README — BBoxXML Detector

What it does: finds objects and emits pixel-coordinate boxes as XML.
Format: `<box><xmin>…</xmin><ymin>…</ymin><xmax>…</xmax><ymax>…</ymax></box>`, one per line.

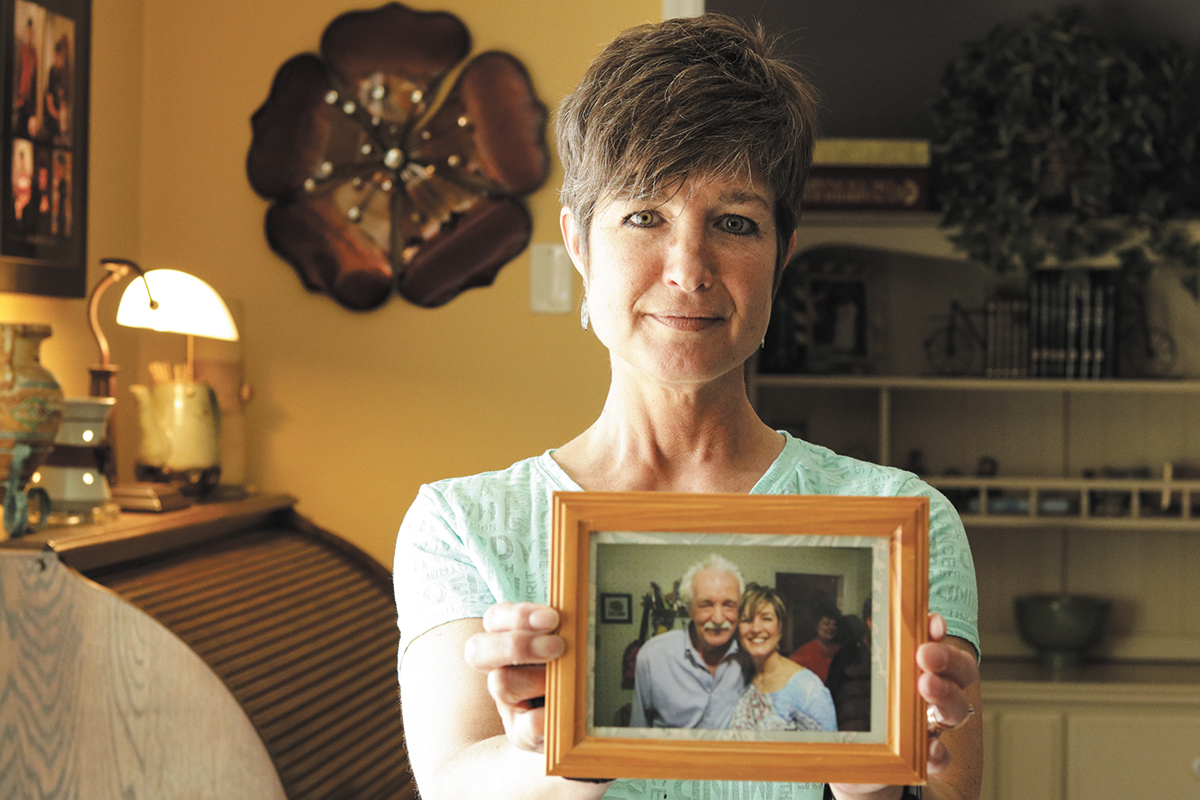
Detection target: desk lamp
<box><xmin>89</xmin><ymin>258</ymin><xmax>240</xmax><ymax>393</ymax></box>
<box><xmin>83</xmin><ymin>258</ymin><xmax>239</xmax><ymax>509</ymax></box>
<box><xmin>115</xmin><ymin>266</ymin><xmax>239</xmax><ymax>379</ymax></box>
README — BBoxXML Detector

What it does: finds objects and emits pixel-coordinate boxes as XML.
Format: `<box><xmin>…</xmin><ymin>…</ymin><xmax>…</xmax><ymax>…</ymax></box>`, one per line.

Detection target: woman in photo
<box><xmin>730</xmin><ymin>583</ymin><xmax>837</xmax><ymax>732</ymax></box>
<box><xmin>395</xmin><ymin>13</ymin><xmax>981</xmax><ymax>800</ymax></box>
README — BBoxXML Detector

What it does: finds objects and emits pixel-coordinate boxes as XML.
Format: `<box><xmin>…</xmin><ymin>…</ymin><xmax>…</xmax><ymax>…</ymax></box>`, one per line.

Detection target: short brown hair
<box><xmin>556</xmin><ymin>13</ymin><xmax>819</xmax><ymax>283</ymax></box>
<box><xmin>738</xmin><ymin>582</ymin><xmax>789</xmax><ymax>632</ymax></box>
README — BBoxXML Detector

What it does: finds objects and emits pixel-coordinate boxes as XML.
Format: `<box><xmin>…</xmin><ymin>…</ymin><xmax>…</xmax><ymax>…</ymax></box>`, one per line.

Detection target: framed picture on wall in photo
<box><xmin>546</xmin><ymin>491</ymin><xmax>930</xmax><ymax>786</ymax></box>
<box><xmin>1</xmin><ymin>0</ymin><xmax>89</xmax><ymax>297</ymax></box>
<box><xmin>599</xmin><ymin>592</ymin><xmax>633</xmax><ymax>624</ymax></box>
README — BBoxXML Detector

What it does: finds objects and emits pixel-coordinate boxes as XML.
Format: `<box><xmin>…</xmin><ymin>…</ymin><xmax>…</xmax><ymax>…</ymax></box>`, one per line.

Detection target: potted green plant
<box><xmin>931</xmin><ymin>7</ymin><xmax>1200</xmax><ymax>295</ymax></box>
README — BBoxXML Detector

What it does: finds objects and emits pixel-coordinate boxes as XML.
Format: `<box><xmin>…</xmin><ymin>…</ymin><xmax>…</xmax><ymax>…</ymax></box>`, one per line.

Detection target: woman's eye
<box><xmin>625</xmin><ymin>210</ymin><xmax>657</xmax><ymax>227</ymax></box>
<box><xmin>719</xmin><ymin>215</ymin><xmax>758</xmax><ymax>235</ymax></box>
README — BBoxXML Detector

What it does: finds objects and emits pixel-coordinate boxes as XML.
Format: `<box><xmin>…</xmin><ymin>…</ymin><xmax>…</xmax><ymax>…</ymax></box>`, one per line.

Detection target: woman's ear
<box><xmin>560</xmin><ymin>206</ymin><xmax>587</xmax><ymax>280</ymax></box>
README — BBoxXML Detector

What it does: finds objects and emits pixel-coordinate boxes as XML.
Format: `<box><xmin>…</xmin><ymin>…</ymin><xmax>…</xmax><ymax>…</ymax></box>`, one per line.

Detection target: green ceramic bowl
<box><xmin>1014</xmin><ymin>593</ymin><xmax>1111</xmax><ymax>671</ymax></box>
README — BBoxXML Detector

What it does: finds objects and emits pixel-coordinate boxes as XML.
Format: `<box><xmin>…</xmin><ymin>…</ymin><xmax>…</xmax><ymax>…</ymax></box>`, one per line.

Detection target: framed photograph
<box><xmin>0</xmin><ymin>0</ymin><xmax>89</xmax><ymax>297</ymax></box>
<box><xmin>546</xmin><ymin>491</ymin><xmax>929</xmax><ymax>786</ymax></box>
<box><xmin>599</xmin><ymin>592</ymin><xmax>633</xmax><ymax>624</ymax></box>
<box><xmin>760</xmin><ymin>246</ymin><xmax>882</xmax><ymax>376</ymax></box>
<box><xmin>804</xmin><ymin>254</ymin><xmax>875</xmax><ymax>374</ymax></box>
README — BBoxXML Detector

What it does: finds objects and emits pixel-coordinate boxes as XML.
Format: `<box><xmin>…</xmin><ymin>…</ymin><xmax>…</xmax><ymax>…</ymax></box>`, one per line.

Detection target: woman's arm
<box><xmin>400</xmin><ymin>611</ymin><xmax>611</xmax><ymax>800</ymax></box>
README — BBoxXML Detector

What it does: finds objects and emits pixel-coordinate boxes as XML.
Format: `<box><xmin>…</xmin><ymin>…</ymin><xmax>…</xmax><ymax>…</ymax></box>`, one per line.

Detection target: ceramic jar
<box><xmin>0</xmin><ymin>323</ymin><xmax>65</xmax><ymax>486</ymax></box>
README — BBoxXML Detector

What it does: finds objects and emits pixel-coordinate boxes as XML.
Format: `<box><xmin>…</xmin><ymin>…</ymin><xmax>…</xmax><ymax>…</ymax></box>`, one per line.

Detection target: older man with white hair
<box><xmin>630</xmin><ymin>554</ymin><xmax>746</xmax><ymax>729</ymax></box>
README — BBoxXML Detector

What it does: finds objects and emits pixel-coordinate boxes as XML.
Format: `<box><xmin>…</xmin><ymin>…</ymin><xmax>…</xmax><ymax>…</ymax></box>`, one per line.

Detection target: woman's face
<box><xmin>561</xmin><ymin>173</ymin><xmax>792</xmax><ymax>390</ymax></box>
<box><xmin>817</xmin><ymin>616</ymin><xmax>838</xmax><ymax>644</ymax></box>
<box><xmin>739</xmin><ymin>599</ymin><xmax>783</xmax><ymax>658</ymax></box>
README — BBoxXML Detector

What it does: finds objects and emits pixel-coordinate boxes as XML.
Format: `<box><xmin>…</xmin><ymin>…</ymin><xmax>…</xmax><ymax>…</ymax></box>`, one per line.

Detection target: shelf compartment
<box><xmin>928</xmin><ymin>476</ymin><xmax>1200</xmax><ymax>529</ymax></box>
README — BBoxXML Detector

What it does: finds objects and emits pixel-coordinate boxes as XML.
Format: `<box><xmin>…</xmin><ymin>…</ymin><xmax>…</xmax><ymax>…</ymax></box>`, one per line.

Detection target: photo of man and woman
<box><xmin>592</xmin><ymin>540</ymin><xmax>881</xmax><ymax>740</ymax></box>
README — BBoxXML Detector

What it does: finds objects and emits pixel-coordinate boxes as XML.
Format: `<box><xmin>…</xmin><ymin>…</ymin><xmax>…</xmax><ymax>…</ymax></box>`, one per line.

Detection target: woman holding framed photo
<box><xmin>395</xmin><ymin>13</ymin><xmax>981</xmax><ymax>800</ymax></box>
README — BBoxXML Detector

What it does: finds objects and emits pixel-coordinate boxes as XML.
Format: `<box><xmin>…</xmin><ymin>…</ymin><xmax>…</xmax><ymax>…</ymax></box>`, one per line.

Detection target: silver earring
<box><xmin>581</xmin><ymin>295</ymin><xmax>589</xmax><ymax>330</ymax></box>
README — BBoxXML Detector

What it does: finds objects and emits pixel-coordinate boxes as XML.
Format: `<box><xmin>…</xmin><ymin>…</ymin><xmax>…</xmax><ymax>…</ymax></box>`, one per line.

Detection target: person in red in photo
<box><xmin>789</xmin><ymin>602</ymin><xmax>841</xmax><ymax>682</ymax></box>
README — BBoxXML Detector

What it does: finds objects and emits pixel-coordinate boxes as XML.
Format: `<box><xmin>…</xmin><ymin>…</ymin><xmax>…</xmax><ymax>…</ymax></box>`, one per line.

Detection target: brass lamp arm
<box><xmin>88</xmin><ymin>258</ymin><xmax>155</xmax><ymax>368</ymax></box>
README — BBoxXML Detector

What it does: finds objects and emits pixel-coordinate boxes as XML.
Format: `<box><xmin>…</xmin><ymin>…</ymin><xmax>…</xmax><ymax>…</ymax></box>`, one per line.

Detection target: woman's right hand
<box><xmin>463</xmin><ymin>602</ymin><xmax>566</xmax><ymax>753</ymax></box>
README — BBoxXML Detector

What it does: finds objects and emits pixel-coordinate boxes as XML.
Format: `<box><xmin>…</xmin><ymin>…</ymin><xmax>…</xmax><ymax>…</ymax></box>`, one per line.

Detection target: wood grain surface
<box><xmin>0</xmin><ymin>550</ymin><xmax>286</xmax><ymax>799</ymax></box>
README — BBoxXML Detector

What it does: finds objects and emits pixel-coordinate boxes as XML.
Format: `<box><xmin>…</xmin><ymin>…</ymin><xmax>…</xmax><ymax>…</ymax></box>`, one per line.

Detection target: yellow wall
<box><xmin>129</xmin><ymin>0</ymin><xmax>657</xmax><ymax>566</ymax></box>
<box><xmin>4</xmin><ymin>0</ymin><xmax>661</xmax><ymax>565</ymax></box>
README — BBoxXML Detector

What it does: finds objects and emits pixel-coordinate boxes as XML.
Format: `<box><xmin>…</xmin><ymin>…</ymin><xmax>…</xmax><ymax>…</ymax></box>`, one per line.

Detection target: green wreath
<box><xmin>931</xmin><ymin>8</ymin><xmax>1200</xmax><ymax>295</ymax></box>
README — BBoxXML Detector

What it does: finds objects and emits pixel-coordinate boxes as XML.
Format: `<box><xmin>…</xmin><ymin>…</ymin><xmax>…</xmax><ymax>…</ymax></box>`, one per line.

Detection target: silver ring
<box><xmin>927</xmin><ymin>704</ymin><xmax>975</xmax><ymax>737</ymax></box>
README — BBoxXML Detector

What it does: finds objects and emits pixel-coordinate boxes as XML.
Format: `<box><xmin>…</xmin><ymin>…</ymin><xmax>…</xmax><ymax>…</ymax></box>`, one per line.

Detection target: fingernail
<box><xmin>529</xmin><ymin>607</ymin><xmax>559</xmax><ymax>630</ymax></box>
<box><xmin>532</xmin><ymin>635</ymin><xmax>565</xmax><ymax>659</ymax></box>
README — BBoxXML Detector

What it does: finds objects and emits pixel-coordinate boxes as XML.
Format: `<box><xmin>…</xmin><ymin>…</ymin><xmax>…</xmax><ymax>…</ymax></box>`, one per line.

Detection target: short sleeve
<box><xmin>904</xmin><ymin>478</ymin><xmax>980</xmax><ymax>658</ymax></box>
<box><xmin>393</xmin><ymin>483</ymin><xmax>496</xmax><ymax>665</ymax></box>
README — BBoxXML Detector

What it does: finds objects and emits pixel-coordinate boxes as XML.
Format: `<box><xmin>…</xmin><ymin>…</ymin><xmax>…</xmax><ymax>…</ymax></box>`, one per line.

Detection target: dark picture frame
<box><xmin>761</xmin><ymin>246</ymin><xmax>881</xmax><ymax>376</ymax></box>
<box><xmin>599</xmin><ymin>592</ymin><xmax>633</xmax><ymax>624</ymax></box>
<box><xmin>546</xmin><ymin>491</ymin><xmax>930</xmax><ymax>786</ymax></box>
<box><xmin>1</xmin><ymin>0</ymin><xmax>88</xmax><ymax>297</ymax></box>
<box><xmin>804</xmin><ymin>259</ymin><xmax>873</xmax><ymax>374</ymax></box>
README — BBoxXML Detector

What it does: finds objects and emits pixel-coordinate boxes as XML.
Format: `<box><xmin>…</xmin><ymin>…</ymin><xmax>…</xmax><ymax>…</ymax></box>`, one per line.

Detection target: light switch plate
<box><xmin>530</xmin><ymin>243</ymin><xmax>575</xmax><ymax>314</ymax></box>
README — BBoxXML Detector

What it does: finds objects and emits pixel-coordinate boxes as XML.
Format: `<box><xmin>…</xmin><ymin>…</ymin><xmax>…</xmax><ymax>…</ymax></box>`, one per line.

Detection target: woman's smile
<box><xmin>740</xmin><ymin>601</ymin><xmax>782</xmax><ymax>657</ymax></box>
<box><xmin>648</xmin><ymin>311</ymin><xmax>725</xmax><ymax>332</ymax></box>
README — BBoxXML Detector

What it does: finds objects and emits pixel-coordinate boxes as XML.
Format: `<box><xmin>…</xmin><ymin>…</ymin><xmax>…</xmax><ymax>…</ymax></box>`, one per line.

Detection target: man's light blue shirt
<box><xmin>630</xmin><ymin>627</ymin><xmax>746</xmax><ymax>729</ymax></box>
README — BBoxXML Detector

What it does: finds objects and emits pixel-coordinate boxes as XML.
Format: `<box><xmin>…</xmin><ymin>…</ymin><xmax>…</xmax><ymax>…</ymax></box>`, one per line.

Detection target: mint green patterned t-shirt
<box><xmin>394</xmin><ymin>432</ymin><xmax>979</xmax><ymax>800</ymax></box>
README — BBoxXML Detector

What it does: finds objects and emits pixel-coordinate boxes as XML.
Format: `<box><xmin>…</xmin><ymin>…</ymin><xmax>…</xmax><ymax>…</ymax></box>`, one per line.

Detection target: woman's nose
<box><xmin>662</xmin><ymin>232</ymin><xmax>714</xmax><ymax>292</ymax></box>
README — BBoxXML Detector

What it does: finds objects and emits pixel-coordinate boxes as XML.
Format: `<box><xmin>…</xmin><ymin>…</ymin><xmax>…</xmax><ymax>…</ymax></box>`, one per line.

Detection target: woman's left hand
<box><xmin>918</xmin><ymin>614</ymin><xmax>979</xmax><ymax>773</ymax></box>
<box><xmin>829</xmin><ymin>614</ymin><xmax>981</xmax><ymax>800</ymax></box>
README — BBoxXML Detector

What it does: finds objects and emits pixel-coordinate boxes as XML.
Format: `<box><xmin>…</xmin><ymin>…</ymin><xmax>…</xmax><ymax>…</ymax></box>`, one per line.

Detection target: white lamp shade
<box><xmin>115</xmin><ymin>269</ymin><xmax>239</xmax><ymax>341</ymax></box>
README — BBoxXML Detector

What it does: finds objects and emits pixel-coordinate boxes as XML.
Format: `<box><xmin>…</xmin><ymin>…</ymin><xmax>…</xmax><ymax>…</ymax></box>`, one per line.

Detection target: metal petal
<box><xmin>411</xmin><ymin>51</ymin><xmax>549</xmax><ymax>195</ymax></box>
<box><xmin>247</xmin><ymin>54</ymin><xmax>371</xmax><ymax>199</ymax></box>
<box><xmin>265</xmin><ymin>197</ymin><xmax>394</xmax><ymax>311</ymax></box>
<box><xmin>398</xmin><ymin>196</ymin><xmax>531</xmax><ymax>308</ymax></box>
<box><xmin>321</xmin><ymin>3</ymin><xmax>470</xmax><ymax>107</ymax></box>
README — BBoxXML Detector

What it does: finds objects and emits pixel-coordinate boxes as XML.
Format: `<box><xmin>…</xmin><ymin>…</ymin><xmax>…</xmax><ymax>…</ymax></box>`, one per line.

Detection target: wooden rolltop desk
<box><xmin>0</xmin><ymin>493</ymin><xmax>417</xmax><ymax>800</ymax></box>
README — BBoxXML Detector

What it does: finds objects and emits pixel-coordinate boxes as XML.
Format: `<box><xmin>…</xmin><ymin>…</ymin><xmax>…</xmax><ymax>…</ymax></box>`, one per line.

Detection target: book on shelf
<box><xmin>1013</xmin><ymin>269</ymin><xmax>1118</xmax><ymax>381</ymax></box>
<box><xmin>983</xmin><ymin>294</ymin><xmax>1030</xmax><ymax>378</ymax></box>
<box><xmin>984</xmin><ymin>298</ymin><xmax>998</xmax><ymax>377</ymax></box>
<box><xmin>1077</xmin><ymin>279</ymin><xmax>1092</xmax><ymax>379</ymax></box>
<box><xmin>802</xmin><ymin>138</ymin><xmax>930</xmax><ymax>211</ymax></box>
<box><xmin>1013</xmin><ymin>296</ymin><xmax>1029</xmax><ymax>378</ymax></box>
<box><xmin>1065</xmin><ymin>280</ymin><xmax>1079</xmax><ymax>379</ymax></box>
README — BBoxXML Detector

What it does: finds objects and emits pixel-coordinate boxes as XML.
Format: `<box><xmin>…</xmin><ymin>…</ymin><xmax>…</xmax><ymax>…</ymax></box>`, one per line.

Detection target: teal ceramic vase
<box><xmin>0</xmin><ymin>323</ymin><xmax>64</xmax><ymax>535</ymax></box>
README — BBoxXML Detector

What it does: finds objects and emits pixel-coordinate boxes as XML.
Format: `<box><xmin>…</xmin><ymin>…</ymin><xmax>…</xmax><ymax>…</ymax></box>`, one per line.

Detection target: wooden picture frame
<box><xmin>1</xmin><ymin>0</ymin><xmax>89</xmax><ymax>297</ymax></box>
<box><xmin>547</xmin><ymin>491</ymin><xmax>929</xmax><ymax>786</ymax></box>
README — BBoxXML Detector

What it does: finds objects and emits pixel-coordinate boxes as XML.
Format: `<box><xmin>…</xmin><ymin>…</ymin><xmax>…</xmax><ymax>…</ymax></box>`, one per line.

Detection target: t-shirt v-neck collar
<box><xmin>537</xmin><ymin>431</ymin><xmax>800</xmax><ymax>495</ymax></box>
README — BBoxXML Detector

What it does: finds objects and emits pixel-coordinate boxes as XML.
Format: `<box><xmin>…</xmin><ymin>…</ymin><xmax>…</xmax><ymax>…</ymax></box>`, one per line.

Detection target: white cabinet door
<box><xmin>1067</xmin><ymin>712</ymin><xmax>1200</xmax><ymax>799</ymax></box>
<box><xmin>992</xmin><ymin>710</ymin><xmax>1065</xmax><ymax>800</ymax></box>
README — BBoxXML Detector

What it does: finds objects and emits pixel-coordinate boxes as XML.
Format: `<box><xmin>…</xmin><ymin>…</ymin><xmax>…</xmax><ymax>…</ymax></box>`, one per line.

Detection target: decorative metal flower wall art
<box><xmin>246</xmin><ymin>3</ymin><xmax>550</xmax><ymax>311</ymax></box>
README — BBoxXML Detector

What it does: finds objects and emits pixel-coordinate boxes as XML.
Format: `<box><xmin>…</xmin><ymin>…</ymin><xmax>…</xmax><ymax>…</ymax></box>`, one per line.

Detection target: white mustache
<box><xmin>702</xmin><ymin>621</ymin><xmax>733</xmax><ymax>633</ymax></box>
